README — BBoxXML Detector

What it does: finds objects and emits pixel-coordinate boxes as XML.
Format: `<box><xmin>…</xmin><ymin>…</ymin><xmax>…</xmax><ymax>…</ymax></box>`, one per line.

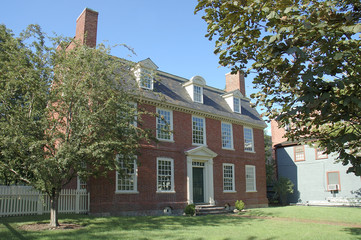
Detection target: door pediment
<box><xmin>185</xmin><ymin>146</ymin><xmax>217</xmax><ymax>159</ymax></box>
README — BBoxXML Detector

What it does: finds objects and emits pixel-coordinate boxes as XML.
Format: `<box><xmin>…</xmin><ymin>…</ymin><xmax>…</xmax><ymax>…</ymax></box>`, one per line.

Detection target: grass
<box><xmin>0</xmin><ymin>206</ymin><xmax>360</xmax><ymax>240</ymax></box>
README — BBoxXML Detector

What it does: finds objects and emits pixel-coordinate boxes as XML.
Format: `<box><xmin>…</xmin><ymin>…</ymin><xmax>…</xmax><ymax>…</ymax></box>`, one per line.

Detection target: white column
<box><xmin>186</xmin><ymin>157</ymin><xmax>193</xmax><ymax>204</ymax></box>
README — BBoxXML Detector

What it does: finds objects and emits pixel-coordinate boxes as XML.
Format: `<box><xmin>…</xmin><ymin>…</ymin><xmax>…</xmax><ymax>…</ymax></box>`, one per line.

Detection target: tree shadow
<box><xmin>343</xmin><ymin>227</ymin><xmax>361</xmax><ymax>239</ymax></box>
<box><xmin>2</xmin><ymin>222</ymin><xmax>26</xmax><ymax>240</ymax></box>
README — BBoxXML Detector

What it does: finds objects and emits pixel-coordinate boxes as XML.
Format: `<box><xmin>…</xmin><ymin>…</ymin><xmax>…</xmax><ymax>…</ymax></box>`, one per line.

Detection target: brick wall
<box><xmin>89</xmin><ymin>103</ymin><xmax>268</xmax><ymax>215</ymax></box>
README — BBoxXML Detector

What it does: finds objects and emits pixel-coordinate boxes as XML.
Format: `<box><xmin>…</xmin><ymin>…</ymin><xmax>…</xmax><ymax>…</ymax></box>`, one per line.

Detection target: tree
<box><xmin>195</xmin><ymin>0</ymin><xmax>361</xmax><ymax>175</ymax></box>
<box><xmin>0</xmin><ymin>24</ymin><xmax>152</xmax><ymax>227</ymax></box>
<box><xmin>264</xmin><ymin>132</ymin><xmax>276</xmax><ymax>185</ymax></box>
<box><xmin>272</xmin><ymin>177</ymin><xmax>294</xmax><ymax>205</ymax></box>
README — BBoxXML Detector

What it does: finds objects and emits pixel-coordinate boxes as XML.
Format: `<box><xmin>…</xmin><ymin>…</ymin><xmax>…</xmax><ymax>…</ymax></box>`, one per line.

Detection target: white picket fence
<box><xmin>0</xmin><ymin>186</ymin><xmax>89</xmax><ymax>217</ymax></box>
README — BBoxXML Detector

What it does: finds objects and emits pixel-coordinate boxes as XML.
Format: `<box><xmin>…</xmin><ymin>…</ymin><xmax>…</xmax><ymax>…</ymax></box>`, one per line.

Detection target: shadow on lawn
<box><xmin>343</xmin><ymin>227</ymin><xmax>361</xmax><ymax>240</ymax></box>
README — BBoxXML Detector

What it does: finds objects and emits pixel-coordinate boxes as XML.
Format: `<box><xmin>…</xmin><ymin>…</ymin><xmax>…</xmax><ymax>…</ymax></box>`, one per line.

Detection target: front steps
<box><xmin>195</xmin><ymin>204</ymin><xmax>233</xmax><ymax>215</ymax></box>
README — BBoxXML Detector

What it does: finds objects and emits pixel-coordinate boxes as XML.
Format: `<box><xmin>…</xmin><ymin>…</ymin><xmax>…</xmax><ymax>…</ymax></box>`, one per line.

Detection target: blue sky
<box><xmin>1</xmin><ymin>0</ymin><xmax>269</xmax><ymax>133</ymax></box>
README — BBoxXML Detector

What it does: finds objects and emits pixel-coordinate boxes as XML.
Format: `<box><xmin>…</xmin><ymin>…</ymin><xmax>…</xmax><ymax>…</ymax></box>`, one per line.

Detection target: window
<box><xmin>327</xmin><ymin>171</ymin><xmax>341</xmax><ymax>191</ymax></box>
<box><xmin>244</xmin><ymin>127</ymin><xmax>254</xmax><ymax>152</ymax></box>
<box><xmin>137</xmin><ymin>68</ymin><xmax>153</xmax><ymax>90</ymax></box>
<box><xmin>294</xmin><ymin>145</ymin><xmax>305</xmax><ymax>161</ymax></box>
<box><xmin>116</xmin><ymin>157</ymin><xmax>137</xmax><ymax>193</ymax></box>
<box><xmin>157</xmin><ymin>158</ymin><xmax>174</xmax><ymax>192</ymax></box>
<box><xmin>156</xmin><ymin>108</ymin><xmax>173</xmax><ymax>141</ymax></box>
<box><xmin>223</xmin><ymin>164</ymin><xmax>235</xmax><ymax>192</ymax></box>
<box><xmin>233</xmin><ymin>97</ymin><xmax>241</xmax><ymax>113</ymax></box>
<box><xmin>221</xmin><ymin>122</ymin><xmax>233</xmax><ymax>149</ymax></box>
<box><xmin>193</xmin><ymin>85</ymin><xmax>203</xmax><ymax>103</ymax></box>
<box><xmin>316</xmin><ymin>148</ymin><xmax>328</xmax><ymax>159</ymax></box>
<box><xmin>77</xmin><ymin>177</ymin><xmax>87</xmax><ymax>190</ymax></box>
<box><xmin>192</xmin><ymin>116</ymin><xmax>206</xmax><ymax>145</ymax></box>
<box><xmin>245</xmin><ymin>165</ymin><xmax>256</xmax><ymax>192</ymax></box>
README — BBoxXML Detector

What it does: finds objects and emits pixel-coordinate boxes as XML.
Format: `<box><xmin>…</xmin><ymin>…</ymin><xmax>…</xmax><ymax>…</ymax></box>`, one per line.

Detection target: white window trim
<box><xmin>192</xmin><ymin>115</ymin><xmax>207</xmax><ymax>146</ymax></box>
<box><xmin>244</xmin><ymin>127</ymin><xmax>255</xmax><ymax>153</ymax></box>
<box><xmin>77</xmin><ymin>176</ymin><xmax>87</xmax><ymax>191</ymax></box>
<box><xmin>129</xmin><ymin>101</ymin><xmax>137</xmax><ymax>127</ymax></box>
<box><xmin>245</xmin><ymin>165</ymin><xmax>257</xmax><ymax>192</ymax></box>
<box><xmin>223</xmin><ymin>163</ymin><xmax>236</xmax><ymax>193</ymax></box>
<box><xmin>115</xmin><ymin>158</ymin><xmax>138</xmax><ymax>194</ymax></box>
<box><xmin>221</xmin><ymin>122</ymin><xmax>234</xmax><ymax>150</ymax></box>
<box><xmin>156</xmin><ymin>108</ymin><xmax>174</xmax><ymax>142</ymax></box>
<box><xmin>156</xmin><ymin>157</ymin><xmax>175</xmax><ymax>193</ymax></box>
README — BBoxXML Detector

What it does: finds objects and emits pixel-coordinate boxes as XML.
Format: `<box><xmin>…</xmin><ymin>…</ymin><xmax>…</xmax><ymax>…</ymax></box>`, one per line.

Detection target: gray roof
<box><xmin>139</xmin><ymin>70</ymin><xmax>266</xmax><ymax>129</ymax></box>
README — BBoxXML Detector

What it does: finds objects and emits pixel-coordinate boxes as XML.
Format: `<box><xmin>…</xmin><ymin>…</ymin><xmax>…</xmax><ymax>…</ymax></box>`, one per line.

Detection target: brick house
<box><xmin>271</xmin><ymin>120</ymin><xmax>361</xmax><ymax>205</ymax></box>
<box><xmin>70</xmin><ymin>8</ymin><xmax>268</xmax><ymax>215</ymax></box>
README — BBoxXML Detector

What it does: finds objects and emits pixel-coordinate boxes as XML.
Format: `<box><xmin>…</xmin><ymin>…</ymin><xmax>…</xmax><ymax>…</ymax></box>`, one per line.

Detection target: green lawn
<box><xmin>0</xmin><ymin>206</ymin><xmax>360</xmax><ymax>240</ymax></box>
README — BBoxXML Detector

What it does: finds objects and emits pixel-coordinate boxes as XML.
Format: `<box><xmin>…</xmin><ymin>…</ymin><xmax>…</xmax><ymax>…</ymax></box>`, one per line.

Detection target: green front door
<box><xmin>193</xmin><ymin>167</ymin><xmax>204</xmax><ymax>203</ymax></box>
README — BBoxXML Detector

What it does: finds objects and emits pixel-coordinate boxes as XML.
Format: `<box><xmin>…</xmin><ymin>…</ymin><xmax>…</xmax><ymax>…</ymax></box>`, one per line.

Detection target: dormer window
<box><xmin>135</xmin><ymin>58</ymin><xmax>158</xmax><ymax>90</ymax></box>
<box><xmin>222</xmin><ymin>90</ymin><xmax>243</xmax><ymax>114</ymax></box>
<box><xmin>193</xmin><ymin>85</ymin><xmax>203</xmax><ymax>103</ymax></box>
<box><xmin>183</xmin><ymin>76</ymin><xmax>206</xmax><ymax>104</ymax></box>
<box><xmin>233</xmin><ymin>97</ymin><xmax>240</xmax><ymax>113</ymax></box>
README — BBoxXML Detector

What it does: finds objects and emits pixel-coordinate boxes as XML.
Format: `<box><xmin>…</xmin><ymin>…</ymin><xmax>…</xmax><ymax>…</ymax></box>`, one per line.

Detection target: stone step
<box><xmin>195</xmin><ymin>205</ymin><xmax>233</xmax><ymax>216</ymax></box>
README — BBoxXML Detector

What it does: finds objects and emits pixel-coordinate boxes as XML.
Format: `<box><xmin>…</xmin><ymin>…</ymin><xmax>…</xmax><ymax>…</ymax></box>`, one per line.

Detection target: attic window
<box><xmin>182</xmin><ymin>76</ymin><xmax>206</xmax><ymax>104</ymax></box>
<box><xmin>233</xmin><ymin>97</ymin><xmax>241</xmax><ymax>113</ymax></box>
<box><xmin>139</xmin><ymin>68</ymin><xmax>153</xmax><ymax>90</ymax></box>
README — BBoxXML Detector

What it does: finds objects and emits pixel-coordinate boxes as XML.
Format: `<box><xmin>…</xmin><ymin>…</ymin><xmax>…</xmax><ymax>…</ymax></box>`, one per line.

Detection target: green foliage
<box><xmin>273</xmin><ymin>177</ymin><xmax>294</xmax><ymax>205</ymax></box>
<box><xmin>196</xmin><ymin>0</ymin><xmax>361</xmax><ymax>176</ymax></box>
<box><xmin>184</xmin><ymin>204</ymin><xmax>196</xmax><ymax>216</ymax></box>
<box><xmin>235</xmin><ymin>200</ymin><xmax>245</xmax><ymax>211</ymax></box>
<box><xmin>0</xmin><ymin>24</ymin><xmax>152</xmax><ymax>226</ymax></box>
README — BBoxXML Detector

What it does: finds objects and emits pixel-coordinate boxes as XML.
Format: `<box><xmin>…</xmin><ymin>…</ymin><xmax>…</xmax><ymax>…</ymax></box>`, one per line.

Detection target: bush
<box><xmin>273</xmin><ymin>177</ymin><xmax>294</xmax><ymax>205</ymax></box>
<box><xmin>235</xmin><ymin>200</ymin><xmax>245</xmax><ymax>211</ymax></box>
<box><xmin>184</xmin><ymin>204</ymin><xmax>195</xmax><ymax>216</ymax></box>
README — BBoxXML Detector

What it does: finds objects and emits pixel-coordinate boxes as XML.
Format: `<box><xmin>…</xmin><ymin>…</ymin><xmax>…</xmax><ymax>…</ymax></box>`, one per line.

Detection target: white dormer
<box><xmin>222</xmin><ymin>90</ymin><xmax>243</xmax><ymax>113</ymax></box>
<box><xmin>182</xmin><ymin>76</ymin><xmax>206</xmax><ymax>103</ymax></box>
<box><xmin>134</xmin><ymin>58</ymin><xmax>158</xmax><ymax>90</ymax></box>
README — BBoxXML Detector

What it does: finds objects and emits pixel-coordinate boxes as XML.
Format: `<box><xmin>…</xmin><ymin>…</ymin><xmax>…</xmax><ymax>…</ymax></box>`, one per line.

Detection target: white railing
<box><xmin>0</xmin><ymin>186</ymin><xmax>89</xmax><ymax>217</ymax></box>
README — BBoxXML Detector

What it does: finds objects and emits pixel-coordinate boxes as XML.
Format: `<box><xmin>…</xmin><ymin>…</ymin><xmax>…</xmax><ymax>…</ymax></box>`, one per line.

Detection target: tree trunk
<box><xmin>49</xmin><ymin>189</ymin><xmax>60</xmax><ymax>228</ymax></box>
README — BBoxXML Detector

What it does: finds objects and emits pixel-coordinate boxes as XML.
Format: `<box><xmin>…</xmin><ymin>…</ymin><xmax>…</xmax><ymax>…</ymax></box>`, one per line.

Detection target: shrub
<box><xmin>235</xmin><ymin>200</ymin><xmax>245</xmax><ymax>211</ymax></box>
<box><xmin>184</xmin><ymin>204</ymin><xmax>196</xmax><ymax>216</ymax></box>
<box><xmin>273</xmin><ymin>177</ymin><xmax>294</xmax><ymax>205</ymax></box>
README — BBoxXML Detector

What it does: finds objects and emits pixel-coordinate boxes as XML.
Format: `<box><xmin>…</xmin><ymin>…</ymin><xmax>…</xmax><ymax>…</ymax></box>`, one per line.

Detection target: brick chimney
<box><xmin>74</xmin><ymin>8</ymin><xmax>98</xmax><ymax>47</ymax></box>
<box><xmin>225</xmin><ymin>71</ymin><xmax>246</xmax><ymax>96</ymax></box>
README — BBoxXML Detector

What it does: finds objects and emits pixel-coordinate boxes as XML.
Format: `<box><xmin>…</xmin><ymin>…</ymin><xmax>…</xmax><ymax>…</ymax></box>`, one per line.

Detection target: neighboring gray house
<box><xmin>271</xmin><ymin>121</ymin><xmax>361</xmax><ymax>205</ymax></box>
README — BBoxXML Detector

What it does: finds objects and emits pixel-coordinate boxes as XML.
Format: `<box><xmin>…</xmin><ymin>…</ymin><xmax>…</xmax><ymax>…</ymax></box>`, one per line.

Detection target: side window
<box><xmin>115</xmin><ymin>156</ymin><xmax>138</xmax><ymax>193</ymax></box>
<box><xmin>244</xmin><ymin>127</ymin><xmax>254</xmax><ymax>152</ymax></box>
<box><xmin>327</xmin><ymin>171</ymin><xmax>341</xmax><ymax>191</ymax></box>
<box><xmin>245</xmin><ymin>165</ymin><xmax>256</xmax><ymax>192</ymax></box>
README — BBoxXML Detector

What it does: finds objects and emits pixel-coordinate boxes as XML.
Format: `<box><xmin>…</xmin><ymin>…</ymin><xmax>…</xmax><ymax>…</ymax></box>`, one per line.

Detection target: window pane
<box><xmin>246</xmin><ymin>165</ymin><xmax>256</xmax><ymax>192</ymax></box>
<box><xmin>244</xmin><ymin>128</ymin><xmax>254</xmax><ymax>152</ymax></box>
<box><xmin>140</xmin><ymin>69</ymin><xmax>153</xmax><ymax>89</ymax></box>
<box><xmin>223</xmin><ymin>164</ymin><xmax>234</xmax><ymax>191</ymax></box>
<box><xmin>192</xmin><ymin>116</ymin><xmax>205</xmax><ymax>145</ymax></box>
<box><xmin>233</xmin><ymin>97</ymin><xmax>240</xmax><ymax>113</ymax></box>
<box><xmin>294</xmin><ymin>146</ymin><xmax>305</xmax><ymax>161</ymax></box>
<box><xmin>157</xmin><ymin>109</ymin><xmax>172</xmax><ymax>140</ymax></box>
<box><xmin>117</xmin><ymin>160</ymin><xmax>136</xmax><ymax>192</ymax></box>
<box><xmin>222</xmin><ymin>123</ymin><xmax>233</xmax><ymax>149</ymax></box>
<box><xmin>157</xmin><ymin>159</ymin><xmax>173</xmax><ymax>191</ymax></box>
<box><xmin>194</xmin><ymin>85</ymin><xmax>202</xmax><ymax>103</ymax></box>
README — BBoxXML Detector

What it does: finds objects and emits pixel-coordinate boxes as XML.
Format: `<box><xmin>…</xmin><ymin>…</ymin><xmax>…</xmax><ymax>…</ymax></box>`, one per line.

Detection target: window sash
<box><xmin>157</xmin><ymin>158</ymin><xmax>174</xmax><ymax>192</ymax></box>
<box><xmin>139</xmin><ymin>68</ymin><xmax>153</xmax><ymax>90</ymax></box>
<box><xmin>294</xmin><ymin>146</ymin><xmax>305</xmax><ymax>161</ymax></box>
<box><xmin>192</xmin><ymin>116</ymin><xmax>205</xmax><ymax>145</ymax></box>
<box><xmin>316</xmin><ymin>148</ymin><xmax>328</xmax><ymax>159</ymax></box>
<box><xmin>193</xmin><ymin>85</ymin><xmax>203</xmax><ymax>103</ymax></box>
<box><xmin>223</xmin><ymin>164</ymin><xmax>235</xmax><ymax>192</ymax></box>
<box><xmin>221</xmin><ymin>122</ymin><xmax>233</xmax><ymax>149</ymax></box>
<box><xmin>116</xmin><ymin>160</ymin><xmax>137</xmax><ymax>192</ymax></box>
<box><xmin>157</xmin><ymin>109</ymin><xmax>173</xmax><ymax>140</ymax></box>
<box><xmin>233</xmin><ymin>97</ymin><xmax>240</xmax><ymax>113</ymax></box>
<box><xmin>245</xmin><ymin>165</ymin><xmax>256</xmax><ymax>192</ymax></box>
<box><xmin>244</xmin><ymin>127</ymin><xmax>254</xmax><ymax>152</ymax></box>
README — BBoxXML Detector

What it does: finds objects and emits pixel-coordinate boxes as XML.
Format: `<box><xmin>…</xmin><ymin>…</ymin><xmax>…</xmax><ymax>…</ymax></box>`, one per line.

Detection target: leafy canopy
<box><xmin>196</xmin><ymin>0</ymin><xmax>361</xmax><ymax>175</ymax></box>
<box><xmin>0</xmin><ymin>24</ymin><xmax>152</xmax><ymax>226</ymax></box>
